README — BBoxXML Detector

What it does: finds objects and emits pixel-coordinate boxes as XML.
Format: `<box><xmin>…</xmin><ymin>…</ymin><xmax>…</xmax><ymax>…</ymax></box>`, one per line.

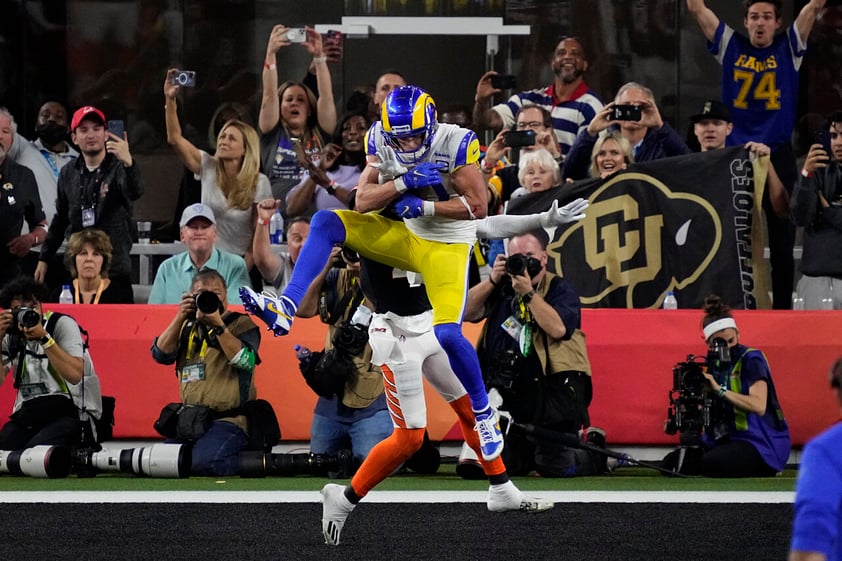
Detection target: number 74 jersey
<box><xmin>709</xmin><ymin>20</ymin><xmax>806</xmax><ymax>149</ymax></box>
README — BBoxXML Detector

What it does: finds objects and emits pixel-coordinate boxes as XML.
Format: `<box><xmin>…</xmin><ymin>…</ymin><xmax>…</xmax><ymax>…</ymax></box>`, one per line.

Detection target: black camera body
<box><xmin>8</xmin><ymin>306</ymin><xmax>41</xmax><ymax>337</ymax></box>
<box><xmin>486</xmin><ymin>348</ymin><xmax>520</xmax><ymax>390</ymax></box>
<box><xmin>194</xmin><ymin>291</ymin><xmax>223</xmax><ymax>315</ymax></box>
<box><xmin>664</xmin><ymin>338</ymin><xmax>730</xmax><ymax>446</ymax></box>
<box><xmin>611</xmin><ymin>104</ymin><xmax>642</xmax><ymax>121</ymax></box>
<box><xmin>505</xmin><ymin>254</ymin><xmax>527</xmax><ymax>276</ymax></box>
<box><xmin>332</xmin><ymin>321</ymin><xmax>368</xmax><ymax>357</ymax></box>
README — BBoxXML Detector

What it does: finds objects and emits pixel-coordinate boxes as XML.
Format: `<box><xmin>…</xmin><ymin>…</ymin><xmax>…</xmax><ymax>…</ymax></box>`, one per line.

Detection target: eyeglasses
<box><xmin>516</xmin><ymin>121</ymin><xmax>545</xmax><ymax>130</ymax></box>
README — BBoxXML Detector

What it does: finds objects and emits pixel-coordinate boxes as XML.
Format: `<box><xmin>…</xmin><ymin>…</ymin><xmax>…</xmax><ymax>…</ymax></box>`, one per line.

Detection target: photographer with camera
<box><xmin>466</xmin><ymin>230</ymin><xmax>605</xmax><ymax>477</ymax></box>
<box><xmin>149</xmin><ymin>204</ymin><xmax>251</xmax><ymax>305</ymax></box>
<box><xmin>662</xmin><ymin>295</ymin><xmax>790</xmax><ymax>477</ymax></box>
<box><xmin>0</xmin><ymin>277</ymin><xmax>101</xmax><ymax>451</ymax></box>
<box><xmin>150</xmin><ymin>268</ymin><xmax>261</xmax><ymax>476</ymax></box>
<box><xmin>294</xmin><ymin>245</ymin><xmax>392</xmax><ymax>476</ymax></box>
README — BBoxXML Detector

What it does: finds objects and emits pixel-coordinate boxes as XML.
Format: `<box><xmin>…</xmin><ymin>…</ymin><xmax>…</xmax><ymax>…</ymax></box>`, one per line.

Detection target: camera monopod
<box><xmin>509</xmin><ymin>422</ymin><xmax>687</xmax><ymax>478</ymax></box>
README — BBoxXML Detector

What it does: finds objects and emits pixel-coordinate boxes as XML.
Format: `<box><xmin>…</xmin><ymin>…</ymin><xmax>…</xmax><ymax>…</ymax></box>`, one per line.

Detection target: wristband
<box><xmin>422</xmin><ymin>200</ymin><xmax>436</xmax><ymax>216</ymax></box>
<box><xmin>481</xmin><ymin>158</ymin><xmax>498</xmax><ymax>172</ymax></box>
<box><xmin>488</xmin><ymin>277</ymin><xmax>498</xmax><ymax>287</ymax></box>
<box><xmin>801</xmin><ymin>168</ymin><xmax>812</xmax><ymax>178</ymax></box>
<box><xmin>264</xmin><ymin>62</ymin><xmax>276</xmax><ymax>70</ymax></box>
<box><xmin>312</xmin><ymin>55</ymin><xmax>327</xmax><ymax>64</ymax></box>
<box><xmin>394</xmin><ymin>176</ymin><xmax>408</xmax><ymax>194</ymax></box>
<box><xmin>718</xmin><ymin>385</ymin><xmax>727</xmax><ymax>398</ymax></box>
<box><xmin>324</xmin><ymin>180</ymin><xmax>337</xmax><ymax>195</ymax></box>
<box><xmin>257</xmin><ymin>217</ymin><xmax>268</xmax><ymax>226</ymax></box>
<box><xmin>521</xmin><ymin>290</ymin><xmax>536</xmax><ymax>304</ymax></box>
<box><xmin>41</xmin><ymin>336</ymin><xmax>56</xmax><ymax>349</ymax></box>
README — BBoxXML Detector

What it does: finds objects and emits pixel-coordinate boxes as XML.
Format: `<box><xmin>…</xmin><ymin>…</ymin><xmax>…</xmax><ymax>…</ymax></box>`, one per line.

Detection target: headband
<box><xmin>703</xmin><ymin>318</ymin><xmax>737</xmax><ymax>340</ymax></box>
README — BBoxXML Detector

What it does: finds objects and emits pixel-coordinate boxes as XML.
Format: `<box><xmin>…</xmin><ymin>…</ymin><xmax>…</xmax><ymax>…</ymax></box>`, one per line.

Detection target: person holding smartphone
<box><xmin>562</xmin><ymin>81</ymin><xmax>691</xmax><ymax>181</ymax></box>
<box><xmin>35</xmin><ymin>106</ymin><xmax>143</xmax><ymax>301</ymax></box>
<box><xmin>790</xmin><ymin>111</ymin><xmax>842</xmax><ymax>310</ymax></box>
<box><xmin>473</xmin><ymin>36</ymin><xmax>603</xmax><ymax>157</ymax></box>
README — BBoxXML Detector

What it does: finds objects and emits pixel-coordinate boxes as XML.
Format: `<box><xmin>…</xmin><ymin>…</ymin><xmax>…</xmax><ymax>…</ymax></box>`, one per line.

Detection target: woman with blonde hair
<box><xmin>259</xmin><ymin>24</ymin><xmax>337</xmax><ymax>205</ymax></box>
<box><xmin>164</xmin><ymin>70</ymin><xmax>271</xmax><ymax>268</ymax></box>
<box><xmin>57</xmin><ymin>228</ymin><xmax>133</xmax><ymax>303</ymax></box>
<box><xmin>589</xmin><ymin>131</ymin><xmax>634</xmax><ymax>179</ymax></box>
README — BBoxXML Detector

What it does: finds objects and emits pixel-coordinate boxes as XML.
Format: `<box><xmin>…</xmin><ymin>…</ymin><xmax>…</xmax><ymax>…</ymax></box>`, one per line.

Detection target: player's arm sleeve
<box><xmin>790</xmin><ymin>440</ymin><xmax>841</xmax><ymax>557</ymax></box>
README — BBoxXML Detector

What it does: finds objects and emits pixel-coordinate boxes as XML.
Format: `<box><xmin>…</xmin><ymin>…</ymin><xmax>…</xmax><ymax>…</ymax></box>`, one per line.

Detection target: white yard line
<box><xmin>0</xmin><ymin>490</ymin><xmax>794</xmax><ymax>503</ymax></box>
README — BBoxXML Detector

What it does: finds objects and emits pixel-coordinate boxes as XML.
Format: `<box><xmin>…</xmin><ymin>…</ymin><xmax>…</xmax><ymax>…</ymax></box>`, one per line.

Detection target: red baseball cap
<box><xmin>70</xmin><ymin>106</ymin><xmax>106</xmax><ymax>132</ymax></box>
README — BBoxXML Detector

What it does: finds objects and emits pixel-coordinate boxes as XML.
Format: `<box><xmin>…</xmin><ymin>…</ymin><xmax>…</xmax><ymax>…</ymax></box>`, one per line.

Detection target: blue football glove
<box><xmin>391</xmin><ymin>193</ymin><xmax>430</xmax><ymax>219</ymax></box>
<box><xmin>394</xmin><ymin>162</ymin><xmax>445</xmax><ymax>192</ymax></box>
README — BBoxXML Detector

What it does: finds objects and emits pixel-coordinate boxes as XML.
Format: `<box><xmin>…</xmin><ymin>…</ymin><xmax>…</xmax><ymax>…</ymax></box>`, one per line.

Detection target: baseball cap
<box><xmin>690</xmin><ymin>100</ymin><xmax>731</xmax><ymax>123</ymax></box>
<box><xmin>70</xmin><ymin>106</ymin><xmax>106</xmax><ymax>131</ymax></box>
<box><xmin>179</xmin><ymin>203</ymin><xmax>216</xmax><ymax>227</ymax></box>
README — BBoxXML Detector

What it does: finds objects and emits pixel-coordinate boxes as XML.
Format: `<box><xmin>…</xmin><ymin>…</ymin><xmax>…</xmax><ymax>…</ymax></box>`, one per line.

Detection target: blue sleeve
<box><xmin>791</xmin><ymin>435</ymin><xmax>842</xmax><ymax>556</ymax></box>
<box><xmin>650</xmin><ymin>123</ymin><xmax>692</xmax><ymax>158</ymax></box>
<box><xmin>562</xmin><ymin>129</ymin><xmax>598</xmax><ymax>181</ymax></box>
<box><xmin>150</xmin><ymin>337</ymin><xmax>178</xmax><ymax>365</ymax></box>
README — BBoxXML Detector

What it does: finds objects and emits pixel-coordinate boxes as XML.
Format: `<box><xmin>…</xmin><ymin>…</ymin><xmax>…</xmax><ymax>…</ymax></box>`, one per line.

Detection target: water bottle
<box><xmin>269</xmin><ymin>210</ymin><xmax>284</xmax><ymax>244</ymax></box>
<box><xmin>663</xmin><ymin>291</ymin><xmax>678</xmax><ymax>310</ymax></box>
<box><xmin>59</xmin><ymin>284</ymin><xmax>73</xmax><ymax>305</ymax></box>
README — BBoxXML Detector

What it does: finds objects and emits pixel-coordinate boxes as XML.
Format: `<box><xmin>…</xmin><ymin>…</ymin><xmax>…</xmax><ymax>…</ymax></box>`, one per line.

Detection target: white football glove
<box><xmin>371</xmin><ymin>145</ymin><xmax>408</xmax><ymax>184</ymax></box>
<box><xmin>539</xmin><ymin>198</ymin><xmax>589</xmax><ymax>227</ymax></box>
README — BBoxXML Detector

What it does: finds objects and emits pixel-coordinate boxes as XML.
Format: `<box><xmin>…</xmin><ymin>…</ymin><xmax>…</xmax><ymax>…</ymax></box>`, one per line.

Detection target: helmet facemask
<box><xmin>381</xmin><ymin>86</ymin><xmax>439</xmax><ymax>165</ymax></box>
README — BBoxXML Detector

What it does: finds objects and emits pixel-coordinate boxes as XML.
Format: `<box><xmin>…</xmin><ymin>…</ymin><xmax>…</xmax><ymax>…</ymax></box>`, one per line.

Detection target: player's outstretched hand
<box><xmin>372</xmin><ymin>145</ymin><xmax>408</xmax><ymax>183</ymax></box>
<box><xmin>539</xmin><ymin>198</ymin><xmax>588</xmax><ymax>227</ymax></box>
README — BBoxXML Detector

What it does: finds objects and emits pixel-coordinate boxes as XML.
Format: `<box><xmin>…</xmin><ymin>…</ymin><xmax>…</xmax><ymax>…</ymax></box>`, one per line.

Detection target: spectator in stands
<box><xmin>466</xmin><ymin>230</ymin><xmax>606</xmax><ymax>477</ymax></box>
<box><xmin>686</xmin><ymin>0</ymin><xmax>827</xmax><ymax>309</ymax></box>
<box><xmin>510</xmin><ymin>148</ymin><xmax>562</xmax><ymax>199</ymax></box>
<box><xmin>259</xmin><ymin>24</ymin><xmax>336</xmax><ymax>205</ymax></box>
<box><xmin>58</xmin><ymin>229</ymin><xmax>133</xmax><ymax>304</ymax></box>
<box><xmin>149</xmin><ymin>204</ymin><xmax>250</xmax><ymax>305</ymax></box>
<box><xmin>791</xmin><ymin>111</ymin><xmax>842</xmax><ymax>310</ymax></box>
<box><xmin>296</xmin><ymin>245</ymin><xmax>392</xmax><ymax>477</ymax></box>
<box><xmin>662</xmin><ymin>295</ymin><xmax>790</xmax><ymax>476</ymax></box>
<box><xmin>564</xmin><ymin>82</ymin><xmax>691</xmax><ymax>181</ymax></box>
<box><xmin>691</xmin><ymin>99</ymin><xmax>789</xmax><ymax>218</ymax></box>
<box><xmin>36</xmin><ymin>106</ymin><xmax>142</xmax><ymax>302</ymax></box>
<box><xmin>7</xmin><ymin>100</ymin><xmax>78</xmax><ymax>285</ymax></box>
<box><xmin>789</xmin><ymin>356</ymin><xmax>842</xmax><ymax>561</ymax></box>
<box><xmin>0</xmin><ymin>109</ymin><xmax>48</xmax><ymax>288</ymax></box>
<box><xmin>0</xmin><ymin>277</ymin><xmax>102</xmax><ymax>451</ymax></box>
<box><xmin>482</xmin><ymin>105</ymin><xmax>563</xmax><ymax>209</ymax></box>
<box><xmin>285</xmin><ymin>112</ymin><xmax>370</xmax><ymax>216</ymax></box>
<box><xmin>150</xmin><ymin>268</ymin><xmax>261</xmax><ymax>476</ymax></box>
<box><xmin>372</xmin><ymin>71</ymin><xmax>407</xmax><ymax>118</ymax></box>
<box><xmin>252</xmin><ymin>197</ymin><xmax>309</xmax><ymax>291</ymax></box>
<box><xmin>589</xmin><ymin>131</ymin><xmax>634</xmax><ymax>179</ymax></box>
<box><xmin>473</xmin><ymin>36</ymin><xmax>603</xmax><ymax>156</ymax></box>
<box><xmin>165</xmin><ymin>70</ymin><xmax>272</xmax><ymax>273</ymax></box>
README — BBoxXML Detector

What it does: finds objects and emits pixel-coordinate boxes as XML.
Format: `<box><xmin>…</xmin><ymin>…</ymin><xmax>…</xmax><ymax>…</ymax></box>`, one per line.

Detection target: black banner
<box><xmin>507</xmin><ymin>147</ymin><xmax>771</xmax><ymax>309</ymax></box>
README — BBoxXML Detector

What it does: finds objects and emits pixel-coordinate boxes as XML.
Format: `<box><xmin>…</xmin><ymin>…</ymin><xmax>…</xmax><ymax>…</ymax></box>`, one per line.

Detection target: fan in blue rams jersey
<box><xmin>686</xmin><ymin>0</ymin><xmax>826</xmax><ymax>309</ymax></box>
<box><xmin>240</xmin><ymin>85</ymin><xmax>508</xmax><ymax>461</ymax></box>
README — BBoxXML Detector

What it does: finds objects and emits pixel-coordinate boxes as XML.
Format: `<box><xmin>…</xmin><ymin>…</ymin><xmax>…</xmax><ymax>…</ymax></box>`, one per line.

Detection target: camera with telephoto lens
<box><xmin>239</xmin><ymin>449</ymin><xmax>357</xmax><ymax>477</ymax></box>
<box><xmin>664</xmin><ymin>337</ymin><xmax>730</xmax><ymax>447</ymax></box>
<box><xmin>194</xmin><ymin>291</ymin><xmax>223</xmax><ymax>315</ymax></box>
<box><xmin>332</xmin><ymin>321</ymin><xmax>368</xmax><ymax>357</ymax></box>
<box><xmin>7</xmin><ymin>306</ymin><xmax>41</xmax><ymax>337</ymax></box>
<box><xmin>505</xmin><ymin>254</ymin><xmax>528</xmax><ymax>276</ymax></box>
<box><xmin>72</xmin><ymin>443</ymin><xmax>190</xmax><ymax>478</ymax></box>
<box><xmin>0</xmin><ymin>445</ymin><xmax>72</xmax><ymax>478</ymax></box>
<box><xmin>486</xmin><ymin>348</ymin><xmax>520</xmax><ymax>390</ymax></box>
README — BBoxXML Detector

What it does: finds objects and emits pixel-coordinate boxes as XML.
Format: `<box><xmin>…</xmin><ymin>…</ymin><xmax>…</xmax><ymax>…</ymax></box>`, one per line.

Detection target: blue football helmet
<box><xmin>381</xmin><ymin>85</ymin><xmax>438</xmax><ymax>165</ymax></box>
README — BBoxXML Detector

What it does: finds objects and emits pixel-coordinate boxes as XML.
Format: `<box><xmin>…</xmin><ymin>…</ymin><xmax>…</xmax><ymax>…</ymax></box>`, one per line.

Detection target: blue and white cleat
<box><xmin>239</xmin><ymin>286</ymin><xmax>297</xmax><ymax>337</ymax></box>
<box><xmin>475</xmin><ymin>407</ymin><xmax>504</xmax><ymax>461</ymax></box>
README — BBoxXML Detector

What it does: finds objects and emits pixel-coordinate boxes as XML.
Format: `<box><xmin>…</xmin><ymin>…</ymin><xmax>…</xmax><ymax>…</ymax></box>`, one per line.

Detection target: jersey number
<box><xmin>732</xmin><ymin>70</ymin><xmax>781</xmax><ymax>110</ymax></box>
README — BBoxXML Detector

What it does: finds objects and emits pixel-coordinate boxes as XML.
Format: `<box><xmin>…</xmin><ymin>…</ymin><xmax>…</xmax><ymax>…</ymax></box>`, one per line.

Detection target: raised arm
<box><xmin>259</xmin><ymin>24</ymin><xmax>289</xmax><ymax>135</ymax></box>
<box><xmin>473</xmin><ymin>71</ymin><xmax>505</xmax><ymax>131</ymax></box>
<box><xmin>302</xmin><ymin>27</ymin><xmax>337</xmax><ymax>135</ymax></box>
<box><xmin>164</xmin><ymin>68</ymin><xmax>201</xmax><ymax>175</ymax></box>
<box><xmin>252</xmin><ymin>198</ymin><xmax>283</xmax><ymax>282</ymax></box>
<box><xmin>686</xmin><ymin>0</ymin><xmax>720</xmax><ymax>43</ymax></box>
<box><xmin>795</xmin><ymin>0</ymin><xmax>827</xmax><ymax>43</ymax></box>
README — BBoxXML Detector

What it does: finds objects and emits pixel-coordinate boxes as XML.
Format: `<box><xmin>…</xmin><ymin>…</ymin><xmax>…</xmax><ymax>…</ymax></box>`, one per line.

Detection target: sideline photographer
<box><xmin>466</xmin><ymin>231</ymin><xmax>605</xmax><ymax>477</ymax></box>
<box><xmin>151</xmin><ymin>268</ymin><xmax>261</xmax><ymax>476</ymax></box>
<box><xmin>295</xmin><ymin>245</ymin><xmax>392</xmax><ymax>475</ymax></box>
<box><xmin>662</xmin><ymin>295</ymin><xmax>791</xmax><ymax>477</ymax></box>
<box><xmin>0</xmin><ymin>277</ymin><xmax>101</xmax><ymax>450</ymax></box>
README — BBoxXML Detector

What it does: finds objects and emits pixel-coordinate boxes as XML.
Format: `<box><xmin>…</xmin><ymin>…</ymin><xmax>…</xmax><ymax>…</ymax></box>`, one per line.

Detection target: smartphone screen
<box><xmin>503</xmin><ymin>130</ymin><xmax>536</xmax><ymax>148</ymax></box>
<box><xmin>491</xmin><ymin>74</ymin><xmax>517</xmax><ymax>90</ymax></box>
<box><xmin>107</xmin><ymin>120</ymin><xmax>125</xmax><ymax>140</ymax></box>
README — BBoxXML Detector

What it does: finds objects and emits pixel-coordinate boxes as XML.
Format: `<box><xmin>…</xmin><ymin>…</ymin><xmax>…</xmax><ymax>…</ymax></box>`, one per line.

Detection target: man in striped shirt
<box><xmin>473</xmin><ymin>36</ymin><xmax>603</xmax><ymax>157</ymax></box>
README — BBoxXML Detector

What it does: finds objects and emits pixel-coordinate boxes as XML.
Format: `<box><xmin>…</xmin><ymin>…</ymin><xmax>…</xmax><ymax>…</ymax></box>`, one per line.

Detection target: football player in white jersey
<box><xmin>241</xmin><ymin>85</ymin><xmax>507</xmax><ymax>461</ymax></box>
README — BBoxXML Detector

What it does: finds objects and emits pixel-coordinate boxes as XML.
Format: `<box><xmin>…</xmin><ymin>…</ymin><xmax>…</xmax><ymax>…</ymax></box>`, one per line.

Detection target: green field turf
<box><xmin>0</xmin><ymin>464</ymin><xmax>798</xmax><ymax>492</ymax></box>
